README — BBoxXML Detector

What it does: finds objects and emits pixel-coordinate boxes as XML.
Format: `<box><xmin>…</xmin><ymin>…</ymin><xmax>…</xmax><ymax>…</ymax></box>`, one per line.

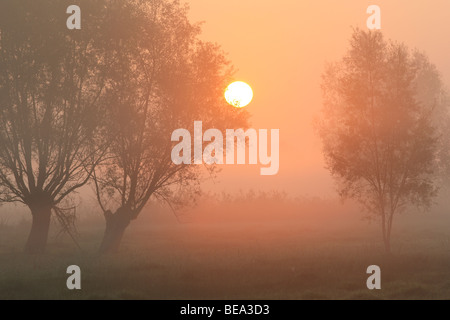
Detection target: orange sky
<box><xmin>188</xmin><ymin>0</ymin><xmax>450</xmax><ymax>197</ymax></box>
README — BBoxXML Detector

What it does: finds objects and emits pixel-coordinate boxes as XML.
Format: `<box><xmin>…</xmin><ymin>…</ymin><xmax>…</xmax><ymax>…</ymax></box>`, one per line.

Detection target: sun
<box><xmin>225</xmin><ymin>81</ymin><xmax>253</xmax><ymax>108</ymax></box>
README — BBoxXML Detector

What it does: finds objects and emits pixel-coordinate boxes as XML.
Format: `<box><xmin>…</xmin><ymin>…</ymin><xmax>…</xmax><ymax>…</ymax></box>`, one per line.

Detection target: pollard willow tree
<box><xmin>0</xmin><ymin>1</ymin><xmax>110</xmax><ymax>253</ymax></box>
<box><xmin>93</xmin><ymin>0</ymin><xmax>248</xmax><ymax>254</ymax></box>
<box><xmin>318</xmin><ymin>29</ymin><xmax>449</xmax><ymax>253</ymax></box>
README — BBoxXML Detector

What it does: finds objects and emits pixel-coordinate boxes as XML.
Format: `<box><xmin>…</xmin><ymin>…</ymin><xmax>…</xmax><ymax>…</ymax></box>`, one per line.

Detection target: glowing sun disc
<box><xmin>225</xmin><ymin>81</ymin><xmax>253</xmax><ymax>108</ymax></box>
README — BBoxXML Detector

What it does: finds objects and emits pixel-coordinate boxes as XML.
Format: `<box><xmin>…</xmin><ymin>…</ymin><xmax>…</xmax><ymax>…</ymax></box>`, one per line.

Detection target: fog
<box><xmin>1</xmin><ymin>0</ymin><xmax>450</xmax><ymax>300</ymax></box>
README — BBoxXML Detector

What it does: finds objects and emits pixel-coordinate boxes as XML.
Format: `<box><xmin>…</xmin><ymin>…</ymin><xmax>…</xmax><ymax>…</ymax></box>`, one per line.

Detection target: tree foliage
<box><xmin>318</xmin><ymin>29</ymin><xmax>449</xmax><ymax>252</ymax></box>
<box><xmin>91</xmin><ymin>0</ymin><xmax>249</xmax><ymax>253</ymax></box>
<box><xmin>0</xmin><ymin>0</ymin><xmax>110</xmax><ymax>252</ymax></box>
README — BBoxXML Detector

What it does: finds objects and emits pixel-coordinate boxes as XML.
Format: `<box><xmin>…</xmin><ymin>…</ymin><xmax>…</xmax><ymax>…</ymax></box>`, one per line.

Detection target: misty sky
<box><xmin>188</xmin><ymin>0</ymin><xmax>450</xmax><ymax>197</ymax></box>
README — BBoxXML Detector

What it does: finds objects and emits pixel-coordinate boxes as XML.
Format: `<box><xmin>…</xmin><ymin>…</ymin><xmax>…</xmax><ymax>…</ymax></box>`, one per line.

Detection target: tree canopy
<box><xmin>318</xmin><ymin>29</ymin><xmax>449</xmax><ymax>252</ymax></box>
<box><xmin>0</xmin><ymin>0</ymin><xmax>110</xmax><ymax>252</ymax></box>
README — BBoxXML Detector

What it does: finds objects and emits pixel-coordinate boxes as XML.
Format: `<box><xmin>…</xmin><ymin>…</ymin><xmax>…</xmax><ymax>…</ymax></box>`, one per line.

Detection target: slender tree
<box><xmin>318</xmin><ymin>29</ymin><xmax>449</xmax><ymax>253</ymax></box>
<box><xmin>0</xmin><ymin>1</ymin><xmax>109</xmax><ymax>253</ymax></box>
<box><xmin>93</xmin><ymin>0</ymin><xmax>248</xmax><ymax>254</ymax></box>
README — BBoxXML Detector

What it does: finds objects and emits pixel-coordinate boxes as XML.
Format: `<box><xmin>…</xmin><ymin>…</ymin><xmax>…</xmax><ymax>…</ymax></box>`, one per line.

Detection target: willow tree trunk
<box><xmin>381</xmin><ymin>212</ymin><xmax>390</xmax><ymax>254</ymax></box>
<box><xmin>381</xmin><ymin>212</ymin><xmax>393</xmax><ymax>254</ymax></box>
<box><xmin>24</xmin><ymin>204</ymin><xmax>52</xmax><ymax>254</ymax></box>
<box><xmin>384</xmin><ymin>236</ymin><xmax>391</xmax><ymax>254</ymax></box>
<box><xmin>99</xmin><ymin>207</ymin><xmax>132</xmax><ymax>254</ymax></box>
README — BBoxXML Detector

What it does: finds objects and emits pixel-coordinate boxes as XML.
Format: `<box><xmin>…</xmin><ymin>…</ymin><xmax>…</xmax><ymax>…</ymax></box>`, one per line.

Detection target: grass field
<box><xmin>1</xmin><ymin>199</ymin><xmax>450</xmax><ymax>300</ymax></box>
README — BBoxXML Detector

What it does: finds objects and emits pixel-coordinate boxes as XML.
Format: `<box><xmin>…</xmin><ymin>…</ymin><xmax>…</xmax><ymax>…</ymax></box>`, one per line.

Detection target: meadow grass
<box><xmin>1</xmin><ymin>207</ymin><xmax>450</xmax><ymax>300</ymax></box>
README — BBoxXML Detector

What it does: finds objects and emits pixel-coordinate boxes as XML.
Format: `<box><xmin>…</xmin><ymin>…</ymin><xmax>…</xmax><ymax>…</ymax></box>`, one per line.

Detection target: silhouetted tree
<box><xmin>92</xmin><ymin>0</ymin><xmax>248</xmax><ymax>254</ymax></box>
<box><xmin>318</xmin><ymin>29</ymin><xmax>449</xmax><ymax>253</ymax></box>
<box><xmin>0</xmin><ymin>1</ymin><xmax>109</xmax><ymax>253</ymax></box>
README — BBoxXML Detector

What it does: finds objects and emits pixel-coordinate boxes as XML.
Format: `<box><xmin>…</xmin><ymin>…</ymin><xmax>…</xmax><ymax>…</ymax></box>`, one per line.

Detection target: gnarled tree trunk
<box><xmin>99</xmin><ymin>207</ymin><xmax>132</xmax><ymax>254</ymax></box>
<box><xmin>25</xmin><ymin>204</ymin><xmax>53</xmax><ymax>254</ymax></box>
